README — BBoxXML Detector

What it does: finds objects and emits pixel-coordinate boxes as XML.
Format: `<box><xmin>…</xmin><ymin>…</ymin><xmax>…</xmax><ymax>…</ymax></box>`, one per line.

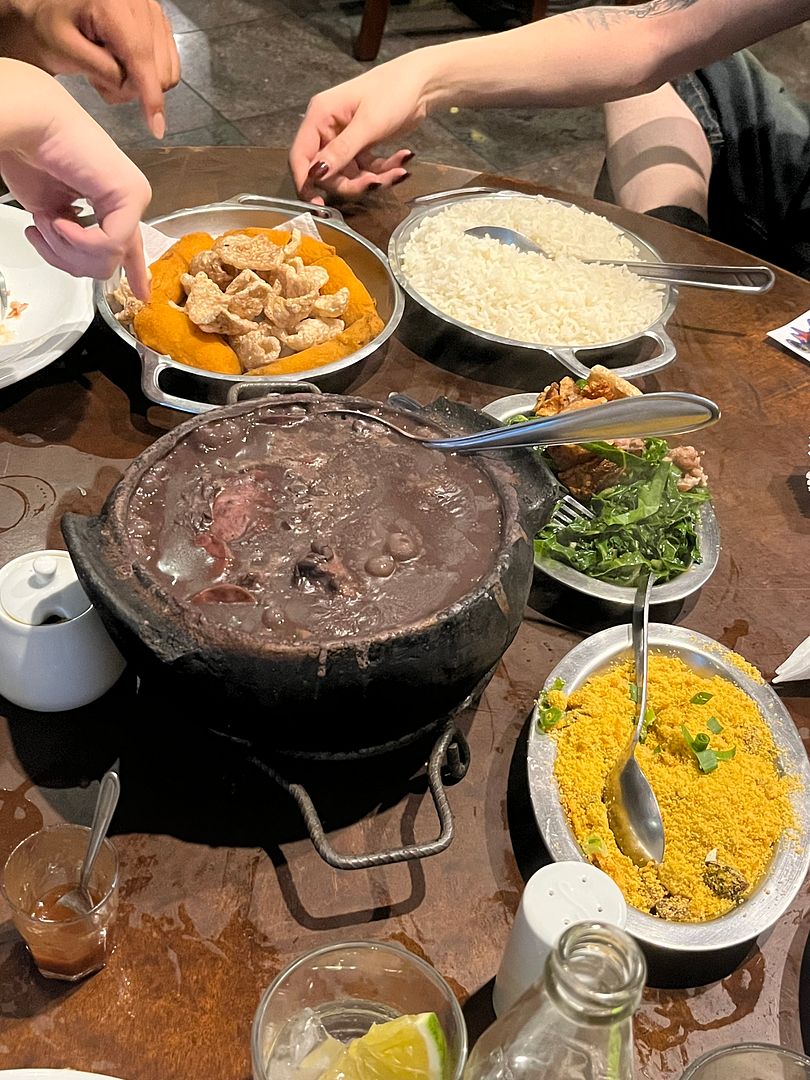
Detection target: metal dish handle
<box><xmin>138</xmin><ymin>346</ymin><xmax>321</xmax><ymax>414</ymax></box>
<box><xmin>247</xmin><ymin>722</ymin><xmax>469</xmax><ymax>870</ymax></box>
<box><xmin>139</xmin><ymin>346</ymin><xmax>219</xmax><ymax>414</ymax></box>
<box><xmin>547</xmin><ymin>321</ymin><xmax>677</xmax><ymax>382</ymax></box>
<box><xmin>225</xmin><ymin>193</ymin><xmax>345</xmax><ymax>222</ymax></box>
<box><xmin>224</xmin><ymin>380</ymin><xmax>321</xmax><ymax>404</ymax></box>
<box><xmin>408</xmin><ymin>186</ymin><xmax>501</xmax><ymax>206</ymax></box>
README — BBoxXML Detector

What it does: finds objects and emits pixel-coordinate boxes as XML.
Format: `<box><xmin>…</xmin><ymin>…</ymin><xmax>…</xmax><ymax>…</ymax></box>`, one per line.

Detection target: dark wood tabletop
<box><xmin>1</xmin><ymin>147</ymin><xmax>809</xmax><ymax>1080</ymax></box>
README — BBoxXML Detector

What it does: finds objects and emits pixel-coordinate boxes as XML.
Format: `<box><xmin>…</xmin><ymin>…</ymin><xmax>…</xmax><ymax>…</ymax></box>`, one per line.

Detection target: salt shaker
<box><xmin>493</xmin><ymin>861</ymin><xmax>627</xmax><ymax>1016</ymax></box>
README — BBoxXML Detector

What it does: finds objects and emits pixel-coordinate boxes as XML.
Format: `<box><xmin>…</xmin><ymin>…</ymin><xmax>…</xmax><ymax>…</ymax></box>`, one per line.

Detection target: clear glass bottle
<box><xmin>464</xmin><ymin>922</ymin><xmax>646</xmax><ymax>1080</ymax></box>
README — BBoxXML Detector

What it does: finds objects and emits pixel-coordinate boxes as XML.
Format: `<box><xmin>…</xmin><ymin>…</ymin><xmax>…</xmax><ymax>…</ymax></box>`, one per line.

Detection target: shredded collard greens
<box><xmin>535</xmin><ymin>438</ymin><xmax>711</xmax><ymax>585</ymax></box>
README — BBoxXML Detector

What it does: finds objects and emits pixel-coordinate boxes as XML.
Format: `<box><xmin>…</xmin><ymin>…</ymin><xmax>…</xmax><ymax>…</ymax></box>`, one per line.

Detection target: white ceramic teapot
<box><xmin>0</xmin><ymin>548</ymin><xmax>126</xmax><ymax>712</ymax></box>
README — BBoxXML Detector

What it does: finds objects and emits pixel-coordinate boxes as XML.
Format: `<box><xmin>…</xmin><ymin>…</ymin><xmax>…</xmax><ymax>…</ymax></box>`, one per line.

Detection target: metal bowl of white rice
<box><xmin>388</xmin><ymin>188</ymin><xmax>678</xmax><ymax>382</ymax></box>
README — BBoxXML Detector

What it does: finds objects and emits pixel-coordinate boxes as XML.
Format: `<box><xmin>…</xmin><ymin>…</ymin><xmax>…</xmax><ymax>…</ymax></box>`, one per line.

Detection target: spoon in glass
<box><xmin>603</xmin><ymin>573</ymin><xmax>665</xmax><ymax>866</ymax></box>
<box><xmin>464</xmin><ymin>225</ymin><xmax>775</xmax><ymax>293</ymax></box>
<box><xmin>57</xmin><ymin>769</ymin><xmax>121</xmax><ymax>915</ymax></box>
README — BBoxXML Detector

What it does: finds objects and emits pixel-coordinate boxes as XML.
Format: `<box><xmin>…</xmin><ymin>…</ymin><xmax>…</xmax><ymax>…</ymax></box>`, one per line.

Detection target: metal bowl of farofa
<box><xmin>527</xmin><ymin>623</ymin><xmax>810</xmax><ymax>954</ymax></box>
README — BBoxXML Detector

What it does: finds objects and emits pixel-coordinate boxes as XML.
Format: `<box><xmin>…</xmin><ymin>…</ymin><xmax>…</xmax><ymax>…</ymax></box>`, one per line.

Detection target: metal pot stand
<box><xmin>209</xmin><ymin>698</ymin><xmax>476</xmax><ymax>871</ymax></box>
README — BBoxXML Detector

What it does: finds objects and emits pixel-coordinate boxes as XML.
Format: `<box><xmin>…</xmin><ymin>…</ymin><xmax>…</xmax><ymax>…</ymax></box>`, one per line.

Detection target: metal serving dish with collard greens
<box><xmin>483</xmin><ymin>368</ymin><xmax>720</xmax><ymax>605</ymax></box>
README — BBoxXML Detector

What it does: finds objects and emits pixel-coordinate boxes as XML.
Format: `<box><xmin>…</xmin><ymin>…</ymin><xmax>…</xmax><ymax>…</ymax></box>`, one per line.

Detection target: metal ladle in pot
<box><xmin>321</xmin><ymin>392</ymin><xmax>720</xmax><ymax>452</ymax></box>
<box><xmin>464</xmin><ymin>225</ymin><xmax>775</xmax><ymax>293</ymax></box>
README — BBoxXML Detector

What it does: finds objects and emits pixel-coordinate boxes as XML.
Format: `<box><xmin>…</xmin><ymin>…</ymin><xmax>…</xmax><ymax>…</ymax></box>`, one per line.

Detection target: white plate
<box><xmin>0</xmin><ymin>205</ymin><xmax>94</xmax><ymax>389</ymax></box>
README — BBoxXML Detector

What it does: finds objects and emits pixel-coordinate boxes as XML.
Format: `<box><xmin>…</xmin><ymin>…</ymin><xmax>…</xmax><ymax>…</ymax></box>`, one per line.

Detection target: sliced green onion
<box><xmin>537</xmin><ymin>680</ymin><xmax>566</xmax><ymax>732</ymax></box>
<box><xmin>628</xmin><ymin>683</ymin><xmax>639</xmax><ymax>703</ymax></box>
<box><xmin>707</xmin><ymin>716</ymin><xmax>723</xmax><ymax>734</ymax></box>
<box><xmin>680</xmin><ymin>724</ymin><xmax>736</xmax><ymax>773</ymax></box>
<box><xmin>583</xmin><ymin>834</ymin><xmax>605</xmax><ymax>855</ymax></box>
<box><xmin>536</xmin><ymin>688</ymin><xmax>563</xmax><ymax>731</ymax></box>
<box><xmin>539</xmin><ymin>705</ymin><xmax>562</xmax><ymax>731</ymax></box>
<box><xmin>690</xmin><ymin>692</ymin><xmax>713</xmax><ymax>705</ymax></box>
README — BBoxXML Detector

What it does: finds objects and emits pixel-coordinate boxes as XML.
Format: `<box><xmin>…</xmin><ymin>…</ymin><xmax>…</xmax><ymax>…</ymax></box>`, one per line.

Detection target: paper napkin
<box><xmin>767</xmin><ymin>308</ymin><xmax>810</xmax><ymax>362</ymax></box>
<box><xmin>139</xmin><ymin>209</ymin><xmax>323</xmax><ymax>265</ymax></box>
<box><xmin>773</xmin><ymin>635</ymin><xmax>810</xmax><ymax>683</ymax></box>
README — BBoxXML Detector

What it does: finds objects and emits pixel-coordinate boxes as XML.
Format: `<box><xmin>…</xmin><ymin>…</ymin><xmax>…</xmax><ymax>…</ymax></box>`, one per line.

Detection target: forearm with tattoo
<box><xmin>576</xmin><ymin>0</ymin><xmax>700</xmax><ymax>30</ymax></box>
<box><xmin>423</xmin><ymin>0</ymin><xmax>810</xmax><ymax>112</ymax></box>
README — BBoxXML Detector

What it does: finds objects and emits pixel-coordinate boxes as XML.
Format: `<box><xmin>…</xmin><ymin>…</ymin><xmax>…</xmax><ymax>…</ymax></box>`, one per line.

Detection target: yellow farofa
<box><xmin>547</xmin><ymin>654</ymin><xmax>797</xmax><ymax>921</ymax></box>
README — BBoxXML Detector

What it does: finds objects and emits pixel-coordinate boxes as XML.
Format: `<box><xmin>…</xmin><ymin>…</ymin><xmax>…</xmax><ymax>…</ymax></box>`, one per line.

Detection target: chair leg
<box><xmin>354</xmin><ymin>0</ymin><xmax>391</xmax><ymax>61</ymax></box>
<box><xmin>530</xmin><ymin>0</ymin><xmax>548</xmax><ymax>19</ymax></box>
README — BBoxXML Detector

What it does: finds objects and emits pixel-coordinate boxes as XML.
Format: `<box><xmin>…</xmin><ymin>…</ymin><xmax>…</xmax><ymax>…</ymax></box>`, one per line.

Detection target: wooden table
<box><xmin>1</xmin><ymin>148</ymin><xmax>809</xmax><ymax>1080</ymax></box>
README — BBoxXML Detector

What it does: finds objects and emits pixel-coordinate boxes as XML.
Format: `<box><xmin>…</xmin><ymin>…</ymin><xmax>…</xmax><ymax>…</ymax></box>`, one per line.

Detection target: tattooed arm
<box><xmin>418</xmin><ymin>0</ymin><xmax>810</xmax><ymax>108</ymax></box>
<box><xmin>290</xmin><ymin>0</ymin><xmax>810</xmax><ymax>201</ymax></box>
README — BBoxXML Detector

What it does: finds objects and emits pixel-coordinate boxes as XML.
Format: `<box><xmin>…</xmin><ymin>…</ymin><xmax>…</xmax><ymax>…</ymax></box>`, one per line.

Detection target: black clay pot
<box><xmin>62</xmin><ymin>394</ymin><xmax>555</xmax><ymax>754</ymax></box>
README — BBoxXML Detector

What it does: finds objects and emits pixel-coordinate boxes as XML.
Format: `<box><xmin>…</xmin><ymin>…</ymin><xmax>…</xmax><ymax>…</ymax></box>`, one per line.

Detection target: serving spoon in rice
<box><xmin>603</xmin><ymin>573</ymin><xmax>666</xmax><ymax>866</ymax></box>
<box><xmin>464</xmin><ymin>225</ymin><xmax>775</xmax><ymax>293</ymax></box>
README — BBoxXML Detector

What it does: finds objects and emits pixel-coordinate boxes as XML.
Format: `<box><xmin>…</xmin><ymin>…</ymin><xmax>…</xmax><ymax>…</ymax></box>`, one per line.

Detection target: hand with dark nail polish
<box><xmin>289</xmin><ymin>70</ymin><xmax>425</xmax><ymax>203</ymax></box>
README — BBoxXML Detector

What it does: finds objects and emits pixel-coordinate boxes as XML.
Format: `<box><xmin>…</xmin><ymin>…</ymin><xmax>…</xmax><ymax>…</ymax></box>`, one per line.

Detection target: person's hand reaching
<box><xmin>290</xmin><ymin>58</ymin><xmax>435</xmax><ymax>203</ymax></box>
<box><xmin>0</xmin><ymin>61</ymin><xmax>152</xmax><ymax>297</ymax></box>
<box><xmin>3</xmin><ymin>0</ymin><xmax>180</xmax><ymax>138</ymax></box>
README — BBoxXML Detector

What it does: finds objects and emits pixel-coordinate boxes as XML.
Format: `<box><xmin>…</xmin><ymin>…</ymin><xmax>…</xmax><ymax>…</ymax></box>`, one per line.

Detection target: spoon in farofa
<box><xmin>604</xmin><ymin>573</ymin><xmax>666</xmax><ymax>866</ymax></box>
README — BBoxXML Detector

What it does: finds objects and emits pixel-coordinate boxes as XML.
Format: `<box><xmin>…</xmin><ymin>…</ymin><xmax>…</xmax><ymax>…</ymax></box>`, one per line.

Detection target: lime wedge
<box><xmin>298</xmin><ymin>1034</ymin><xmax>346</xmax><ymax>1078</ymax></box>
<box><xmin>319</xmin><ymin>1012</ymin><xmax>448</xmax><ymax>1080</ymax></box>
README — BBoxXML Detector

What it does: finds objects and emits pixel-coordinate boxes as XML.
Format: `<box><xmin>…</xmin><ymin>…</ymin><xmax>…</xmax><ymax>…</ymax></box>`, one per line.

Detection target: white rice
<box><xmin>400</xmin><ymin>195</ymin><xmax>665</xmax><ymax>347</ymax></box>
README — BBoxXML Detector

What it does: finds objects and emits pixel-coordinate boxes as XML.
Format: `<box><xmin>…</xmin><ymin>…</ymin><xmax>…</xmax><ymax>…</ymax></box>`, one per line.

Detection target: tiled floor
<box><xmin>62</xmin><ymin>0</ymin><xmax>810</xmax><ymax>198</ymax></box>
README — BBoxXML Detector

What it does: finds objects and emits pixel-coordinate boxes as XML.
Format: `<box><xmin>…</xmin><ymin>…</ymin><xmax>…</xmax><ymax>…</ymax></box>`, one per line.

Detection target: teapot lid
<box><xmin>0</xmin><ymin>549</ymin><xmax>91</xmax><ymax>626</ymax></box>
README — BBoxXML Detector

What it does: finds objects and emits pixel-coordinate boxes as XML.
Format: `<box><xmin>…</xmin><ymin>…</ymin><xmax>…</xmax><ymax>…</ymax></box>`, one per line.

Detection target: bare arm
<box><xmin>291</xmin><ymin>0</ymin><xmax>810</xmax><ymax>201</ymax></box>
<box><xmin>0</xmin><ymin>0</ymin><xmax>179</xmax><ymax>138</ymax></box>
<box><xmin>420</xmin><ymin>0</ymin><xmax>810</xmax><ymax>109</ymax></box>
<box><xmin>0</xmin><ymin>59</ymin><xmax>151</xmax><ymax>296</ymax></box>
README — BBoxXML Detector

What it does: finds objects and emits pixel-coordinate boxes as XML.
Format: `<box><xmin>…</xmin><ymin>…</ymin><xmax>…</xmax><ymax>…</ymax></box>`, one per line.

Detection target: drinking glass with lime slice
<box><xmin>250</xmin><ymin>942</ymin><xmax>467</xmax><ymax>1080</ymax></box>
